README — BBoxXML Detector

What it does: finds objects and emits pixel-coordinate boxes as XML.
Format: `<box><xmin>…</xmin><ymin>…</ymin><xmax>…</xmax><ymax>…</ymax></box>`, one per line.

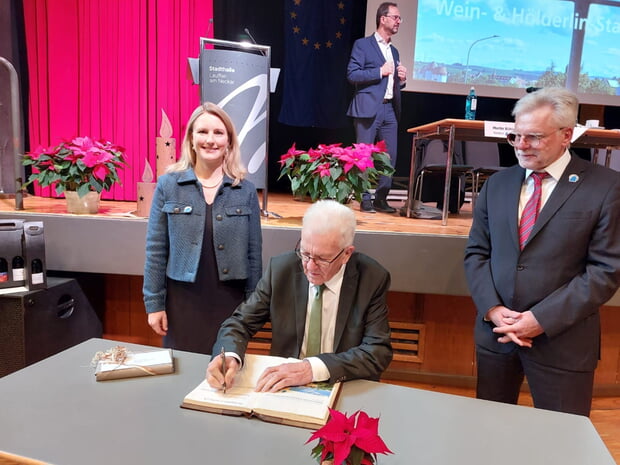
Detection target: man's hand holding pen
<box><xmin>206</xmin><ymin>348</ymin><xmax>240</xmax><ymax>392</ymax></box>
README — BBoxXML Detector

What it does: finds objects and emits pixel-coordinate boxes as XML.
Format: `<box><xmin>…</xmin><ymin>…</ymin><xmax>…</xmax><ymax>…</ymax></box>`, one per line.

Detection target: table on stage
<box><xmin>406</xmin><ymin>118</ymin><xmax>620</xmax><ymax>225</ymax></box>
<box><xmin>0</xmin><ymin>339</ymin><xmax>614</xmax><ymax>465</ymax></box>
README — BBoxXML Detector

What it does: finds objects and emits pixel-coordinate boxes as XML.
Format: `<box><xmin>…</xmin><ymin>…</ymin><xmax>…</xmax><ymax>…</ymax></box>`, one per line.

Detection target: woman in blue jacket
<box><xmin>143</xmin><ymin>102</ymin><xmax>262</xmax><ymax>354</ymax></box>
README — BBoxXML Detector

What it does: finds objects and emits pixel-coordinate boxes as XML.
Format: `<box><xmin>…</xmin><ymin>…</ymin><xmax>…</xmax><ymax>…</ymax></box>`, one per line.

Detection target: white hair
<box><xmin>302</xmin><ymin>200</ymin><xmax>356</xmax><ymax>248</ymax></box>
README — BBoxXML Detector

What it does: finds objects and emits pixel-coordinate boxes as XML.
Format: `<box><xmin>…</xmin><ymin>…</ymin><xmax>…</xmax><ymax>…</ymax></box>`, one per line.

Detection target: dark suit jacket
<box><xmin>212</xmin><ymin>251</ymin><xmax>393</xmax><ymax>383</ymax></box>
<box><xmin>464</xmin><ymin>155</ymin><xmax>620</xmax><ymax>371</ymax></box>
<box><xmin>346</xmin><ymin>34</ymin><xmax>403</xmax><ymax>121</ymax></box>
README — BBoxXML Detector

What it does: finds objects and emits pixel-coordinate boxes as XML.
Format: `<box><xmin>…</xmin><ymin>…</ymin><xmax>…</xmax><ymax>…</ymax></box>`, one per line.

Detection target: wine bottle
<box><xmin>12</xmin><ymin>255</ymin><xmax>25</xmax><ymax>281</ymax></box>
<box><xmin>0</xmin><ymin>258</ymin><xmax>8</xmax><ymax>282</ymax></box>
<box><xmin>31</xmin><ymin>258</ymin><xmax>44</xmax><ymax>285</ymax></box>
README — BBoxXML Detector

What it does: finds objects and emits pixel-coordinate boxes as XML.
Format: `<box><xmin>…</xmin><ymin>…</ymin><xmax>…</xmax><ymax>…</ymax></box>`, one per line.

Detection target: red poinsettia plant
<box><xmin>306</xmin><ymin>408</ymin><xmax>393</xmax><ymax>465</ymax></box>
<box><xmin>278</xmin><ymin>141</ymin><xmax>394</xmax><ymax>204</ymax></box>
<box><xmin>22</xmin><ymin>136</ymin><xmax>127</xmax><ymax>197</ymax></box>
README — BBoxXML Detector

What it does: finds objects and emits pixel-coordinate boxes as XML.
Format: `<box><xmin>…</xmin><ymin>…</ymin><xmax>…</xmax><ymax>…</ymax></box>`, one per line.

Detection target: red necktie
<box><xmin>519</xmin><ymin>172</ymin><xmax>549</xmax><ymax>250</ymax></box>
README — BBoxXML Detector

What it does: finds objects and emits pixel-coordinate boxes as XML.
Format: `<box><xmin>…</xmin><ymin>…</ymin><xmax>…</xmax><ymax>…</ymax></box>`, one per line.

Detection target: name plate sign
<box><xmin>484</xmin><ymin>121</ymin><xmax>514</xmax><ymax>138</ymax></box>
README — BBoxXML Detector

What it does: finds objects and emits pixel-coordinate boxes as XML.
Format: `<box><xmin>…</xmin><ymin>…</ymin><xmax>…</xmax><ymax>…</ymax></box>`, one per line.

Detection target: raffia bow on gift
<box><xmin>91</xmin><ymin>345</ymin><xmax>160</xmax><ymax>376</ymax></box>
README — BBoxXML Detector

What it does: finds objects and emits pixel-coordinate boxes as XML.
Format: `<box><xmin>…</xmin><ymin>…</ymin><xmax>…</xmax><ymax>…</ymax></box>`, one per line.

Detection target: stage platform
<box><xmin>0</xmin><ymin>192</ymin><xmax>475</xmax><ymax>297</ymax></box>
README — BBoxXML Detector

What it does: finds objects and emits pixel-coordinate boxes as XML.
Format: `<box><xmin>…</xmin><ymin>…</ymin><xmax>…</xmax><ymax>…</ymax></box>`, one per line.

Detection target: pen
<box><xmin>220</xmin><ymin>346</ymin><xmax>227</xmax><ymax>394</ymax></box>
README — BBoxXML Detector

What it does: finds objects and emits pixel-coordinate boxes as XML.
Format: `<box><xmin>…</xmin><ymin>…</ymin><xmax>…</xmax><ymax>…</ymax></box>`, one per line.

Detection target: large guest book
<box><xmin>181</xmin><ymin>353</ymin><xmax>341</xmax><ymax>429</ymax></box>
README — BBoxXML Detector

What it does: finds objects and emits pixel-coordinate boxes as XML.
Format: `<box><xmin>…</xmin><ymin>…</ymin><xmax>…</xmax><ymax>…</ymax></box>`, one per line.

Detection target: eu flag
<box><xmin>278</xmin><ymin>0</ymin><xmax>353</xmax><ymax>128</ymax></box>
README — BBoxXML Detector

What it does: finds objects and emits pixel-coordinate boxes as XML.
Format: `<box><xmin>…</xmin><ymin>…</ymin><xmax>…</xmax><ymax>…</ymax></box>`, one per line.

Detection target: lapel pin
<box><xmin>568</xmin><ymin>174</ymin><xmax>579</xmax><ymax>183</ymax></box>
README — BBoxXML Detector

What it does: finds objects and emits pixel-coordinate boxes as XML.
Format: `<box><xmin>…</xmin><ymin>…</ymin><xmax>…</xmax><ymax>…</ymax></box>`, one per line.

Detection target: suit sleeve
<box><xmin>464</xmin><ymin>180</ymin><xmax>504</xmax><ymax>319</ymax></box>
<box><xmin>318</xmin><ymin>261</ymin><xmax>393</xmax><ymax>383</ymax></box>
<box><xmin>532</xmin><ymin>175</ymin><xmax>620</xmax><ymax>337</ymax></box>
<box><xmin>211</xmin><ymin>258</ymin><xmax>274</xmax><ymax>358</ymax></box>
<box><xmin>347</xmin><ymin>39</ymin><xmax>382</xmax><ymax>85</ymax></box>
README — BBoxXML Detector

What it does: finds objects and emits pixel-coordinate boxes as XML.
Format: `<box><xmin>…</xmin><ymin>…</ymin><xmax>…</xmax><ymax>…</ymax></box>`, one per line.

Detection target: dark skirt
<box><xmin>164</xmin><ymin>203</ymin><xmax>245</xmax><ymax>355</ymax></box>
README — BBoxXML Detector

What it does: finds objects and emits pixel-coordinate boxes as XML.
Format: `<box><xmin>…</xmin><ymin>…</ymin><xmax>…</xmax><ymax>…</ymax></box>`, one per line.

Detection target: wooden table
<box><xmin>406</xmin><ymin>119</ymin><xmax>620</xmax><ymax>225</ymax></box>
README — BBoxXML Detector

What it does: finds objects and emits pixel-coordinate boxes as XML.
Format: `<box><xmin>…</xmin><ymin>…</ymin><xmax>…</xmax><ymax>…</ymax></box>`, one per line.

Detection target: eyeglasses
<box><xmin>384</xmin><ymin>14</ymin><xmax>402</xmax><ymax>22</ymax></box>
<box><xmin>295</xmin><ymin>240</ymin><xmax>346</xmax><ymax>267</ymax></box>
<box><xmin>506</xmin><ymin>128</ymin><xmax>566</xmax><ymax>148</ymax></box>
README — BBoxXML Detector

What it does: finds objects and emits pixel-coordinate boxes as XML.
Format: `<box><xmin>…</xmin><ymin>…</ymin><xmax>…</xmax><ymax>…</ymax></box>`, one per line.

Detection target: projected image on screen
<box><xmin>411</xmin><ymin>0</ymin><xmax>620</xmax><ymax>105</ymax></box>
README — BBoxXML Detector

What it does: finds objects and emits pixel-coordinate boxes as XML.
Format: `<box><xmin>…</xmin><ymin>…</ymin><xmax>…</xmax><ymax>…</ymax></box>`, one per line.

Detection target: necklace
<box><xmin>198</xmin><ymin>176</ymin><xmax>223</xmax><ymax>189</ymax></box>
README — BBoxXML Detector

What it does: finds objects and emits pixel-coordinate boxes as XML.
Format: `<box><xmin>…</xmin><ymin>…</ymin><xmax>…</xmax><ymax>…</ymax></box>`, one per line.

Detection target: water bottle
<box><xmin>465</xmin><ymin>86</ymin><xmax>477</xmax><ymax>120</ymax></box>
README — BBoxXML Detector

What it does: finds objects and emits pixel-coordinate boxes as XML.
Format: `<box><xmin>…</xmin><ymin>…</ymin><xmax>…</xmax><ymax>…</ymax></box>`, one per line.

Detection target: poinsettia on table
<box><xmin>306</xmin><ymin>408</ymin><xmax>393</xmax><ymax>465</ymax></box>
<box><xmin>278</xmin><ymin>141</ymin><xmax>394</xmax><ymax>204</ymax></box>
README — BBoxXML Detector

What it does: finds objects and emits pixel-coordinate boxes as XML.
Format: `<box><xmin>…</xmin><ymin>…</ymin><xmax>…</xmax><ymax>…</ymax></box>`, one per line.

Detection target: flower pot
<box><xmin>64</xmin><ymin>191</ymin><xmax>101</xmax><ymax>214</ymax></box>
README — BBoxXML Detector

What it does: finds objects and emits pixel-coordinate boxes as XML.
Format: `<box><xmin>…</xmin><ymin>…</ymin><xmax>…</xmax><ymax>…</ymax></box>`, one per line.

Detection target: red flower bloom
<box><xmin>314</xmin><ymin>162</ymin><xmax>332</xmax><ymax>178</ymax></box>
<box><xmin>279</xmin><ymin>142</ymin><xmax>305</xmax><ymax>166</ymax></box>
<box><xmin>307</xmin><ymin>409</ymin><xmax>392</xmax><ymax>465</ymax></box>
<box><xmin>337</xmin><ymin>146</ymin><xmax>375</xmax><ymax>173</ymax></box>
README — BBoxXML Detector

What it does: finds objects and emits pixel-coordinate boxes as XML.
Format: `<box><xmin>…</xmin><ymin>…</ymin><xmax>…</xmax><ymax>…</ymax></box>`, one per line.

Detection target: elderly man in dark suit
<box><xmin>464</xmin><ymin>87</ymin><xmax>620</xmax><ymax>416</ymax></box>
<box><xmin>207</xmin><ymin>200</ymin><xmax>393</xmax><ymax>392</ymax></box>
<box><xmin>346</xmin><ymin>2</ymin><xmax>407</xmax><ymax>214</ymax></box>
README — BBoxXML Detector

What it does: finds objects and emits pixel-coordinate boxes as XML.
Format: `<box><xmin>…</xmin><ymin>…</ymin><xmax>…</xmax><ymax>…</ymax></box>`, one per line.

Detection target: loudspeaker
<box><xmin>0</xmin><ymin>277</ymin><xmax>102</xmax><ymax>377</ymax></box>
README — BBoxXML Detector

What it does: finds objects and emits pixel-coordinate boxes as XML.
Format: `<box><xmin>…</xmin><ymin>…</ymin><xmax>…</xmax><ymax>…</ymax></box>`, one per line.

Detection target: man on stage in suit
<box><xmin>206</xmin><ymin>200</ymin><xmax>393</xmax><ymax>392</ymax></box>
<box><xmin>464</xmin><ymin>87</ymin><xmax>620</xmax><ymax>416</ymax></box>
<box><xmin>346</xmin><ymin>2</ymin><xmax>407</xmax><ymax>214</ymax></box>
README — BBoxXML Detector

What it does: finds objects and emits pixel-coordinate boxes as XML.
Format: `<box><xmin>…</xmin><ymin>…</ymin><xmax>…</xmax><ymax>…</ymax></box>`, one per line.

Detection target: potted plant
<box><xmin>278</xmin><ymin>141</ymin><xmax>395</xmax><ymax>204</ymax></box>
<box><xmin>22</xmin><ymin>136</ymin><xmax>127</xmax><ymax>213</ymax></box>
<box><xmin>307</xmin><ymin>408</ymin><xmax>393</xmax><ymax>465</ymax></box>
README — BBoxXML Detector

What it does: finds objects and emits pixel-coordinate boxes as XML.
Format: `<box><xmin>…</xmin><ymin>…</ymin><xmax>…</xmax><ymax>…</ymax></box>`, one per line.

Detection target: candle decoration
<box><xmin>156</xmin><ymin>109</ymin><xmax>176</xmax><ymax>176</ymax></box>
<box><xmin>137</xmin><ymin>159</ymin><xmax>156</xmax><ymax>217</ymax></box>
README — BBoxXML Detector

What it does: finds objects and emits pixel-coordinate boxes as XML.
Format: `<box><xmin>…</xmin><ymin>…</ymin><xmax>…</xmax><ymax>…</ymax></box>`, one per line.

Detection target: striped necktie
<box><xmin>306</xmin><ymin>284</ymin><xmax>325</xmax><ymax>357</ymax></box>
<box><xmin>519</xmin><ymin>171</ymin><xmax>549</xmax><ymax>250</ymax></box>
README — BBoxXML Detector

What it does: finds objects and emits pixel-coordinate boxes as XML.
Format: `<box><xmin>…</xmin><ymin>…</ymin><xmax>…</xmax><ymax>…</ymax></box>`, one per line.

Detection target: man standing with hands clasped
<box><xmin>464</xmin><ymin>87</ymin><xmax>620</xmax><ymax>416</ymax></box>
<box><xmin>347</xmin><ymin>2</ymin><xmax>407</xmax><ymax>214</ymax></box>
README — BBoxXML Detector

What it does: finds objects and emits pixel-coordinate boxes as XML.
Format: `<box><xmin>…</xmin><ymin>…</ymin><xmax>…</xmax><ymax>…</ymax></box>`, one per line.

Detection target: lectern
<box><xmin>188</xmin><ymin>38</ymin><xmax>273</xmax><ymax>215</ymax></box>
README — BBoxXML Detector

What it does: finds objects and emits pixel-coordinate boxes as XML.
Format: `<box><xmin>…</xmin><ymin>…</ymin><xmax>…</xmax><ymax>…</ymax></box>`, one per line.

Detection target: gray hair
<box><xmin>302</xmin><ymin>200</ymin><xmax>356</xmax><ymax>248</ymax></box>
<box><xmin>512</xmin><ymin>87</ymin><xmax>578</xmax><ymax>129</ymax></box>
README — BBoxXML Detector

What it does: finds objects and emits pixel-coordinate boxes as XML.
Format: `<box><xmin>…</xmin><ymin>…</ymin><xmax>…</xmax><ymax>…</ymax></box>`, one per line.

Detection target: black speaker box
<box><xmin>0</xmin><ymin>277</ymin><xmax>102</xmax><ymax>377</ymax></box>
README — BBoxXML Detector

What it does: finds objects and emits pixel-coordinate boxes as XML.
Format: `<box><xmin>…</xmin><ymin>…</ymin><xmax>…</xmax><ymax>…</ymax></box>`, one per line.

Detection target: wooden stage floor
<box><xmin>0</xmin><ymin>192</ymin><xmax>474</xmax><ymax>238</ymax></box>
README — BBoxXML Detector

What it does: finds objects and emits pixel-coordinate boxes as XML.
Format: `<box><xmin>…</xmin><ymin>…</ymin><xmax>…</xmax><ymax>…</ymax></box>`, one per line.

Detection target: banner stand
<box><xmin>188</xmin><ymin>38</ymin><xmax>277</xmax><ymax>218</ymax></box>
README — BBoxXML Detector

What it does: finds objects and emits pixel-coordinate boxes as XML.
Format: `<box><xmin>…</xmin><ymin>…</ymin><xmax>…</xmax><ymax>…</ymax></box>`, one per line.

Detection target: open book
<box><xmin>181</xmin><ymin>353</ymin><xmax>341</xmax><ymax>429</ymax></box>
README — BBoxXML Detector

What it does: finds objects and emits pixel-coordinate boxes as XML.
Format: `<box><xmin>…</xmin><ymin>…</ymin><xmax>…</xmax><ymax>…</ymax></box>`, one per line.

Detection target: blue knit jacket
<box><xmin>143</xmin><ymin>169</ymin><xmax>263</xmax><ymax>313</ymax></box>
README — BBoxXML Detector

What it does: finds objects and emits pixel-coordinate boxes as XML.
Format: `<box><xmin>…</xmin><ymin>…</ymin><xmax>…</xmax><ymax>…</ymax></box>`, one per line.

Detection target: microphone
<box><xmin>244</xmin><ymin>27</ymin><xmax>265</xmax><ymax>55</ymax></box>
<box><xmin>206</xmin><ymin>18</ymin><xmax>213</xmax><ymax>37</ymax></box>
<box><xmin>526</xmin><ymin>86</ymin><xmax>541</xmax><ymax>93</ymax></box>
<box><xmin>244</xmin><ymin>27</ymin><xmax>258</xmax><ymax>44</ymax></box>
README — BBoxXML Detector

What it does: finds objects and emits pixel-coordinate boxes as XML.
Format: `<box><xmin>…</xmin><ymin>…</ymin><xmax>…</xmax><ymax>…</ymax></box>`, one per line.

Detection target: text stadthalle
<box><xmin>208</xmin><ymin>66</ymin><xmax>235</xmax><ymax>72</ymax></box>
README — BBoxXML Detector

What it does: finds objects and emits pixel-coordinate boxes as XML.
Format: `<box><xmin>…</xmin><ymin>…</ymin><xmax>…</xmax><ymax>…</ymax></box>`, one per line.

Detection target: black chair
<box><xmin>413</xmin><ymin>139</ymin><xmax>473</xmax><ymax>214</ymax></box>
<box><xmin>463</xmin><ymin>140</ymin><xmax>504</xmax><ymax>206</ymax></box>
<box><xmin>592</xmin><ymin>148</ymin><xmax>620</xmax><ymax>171</ymax></box>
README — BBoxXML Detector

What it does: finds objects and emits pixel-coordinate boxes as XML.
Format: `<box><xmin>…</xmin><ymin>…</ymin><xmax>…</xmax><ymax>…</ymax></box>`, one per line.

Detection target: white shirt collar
<box><xmin>524</xmin><ymin>149</ymin><xmax>571</xmax><ymax>181</ymax></box>
<box><xmin>374</xmin><ymin>31</ymin><xmax>391</xmax><ymax>46</ymax></box>
<box><xmin>317</xmin><ymin>261</ymin><xmax>347</xmax><ymax>294</ymax></box>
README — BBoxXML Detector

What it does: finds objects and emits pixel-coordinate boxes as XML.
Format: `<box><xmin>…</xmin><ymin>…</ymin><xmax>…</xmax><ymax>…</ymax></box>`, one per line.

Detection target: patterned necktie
<box><xmin>306</xmin><ymin>284</ymin><xmax>325</xmax><ymax>357</ymax></box>
<box><xmin>519</xmin><ymin>171</ymin><xmax>549</xmax><ymax>250</ymax></box>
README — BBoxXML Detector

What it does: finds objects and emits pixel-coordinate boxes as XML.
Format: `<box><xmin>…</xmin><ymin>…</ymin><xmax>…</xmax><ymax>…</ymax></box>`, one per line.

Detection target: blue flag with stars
<box><xmin>279</xmin><ymin>0</ymin><xmax>353</xmax><ymax>128</ymax></box>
